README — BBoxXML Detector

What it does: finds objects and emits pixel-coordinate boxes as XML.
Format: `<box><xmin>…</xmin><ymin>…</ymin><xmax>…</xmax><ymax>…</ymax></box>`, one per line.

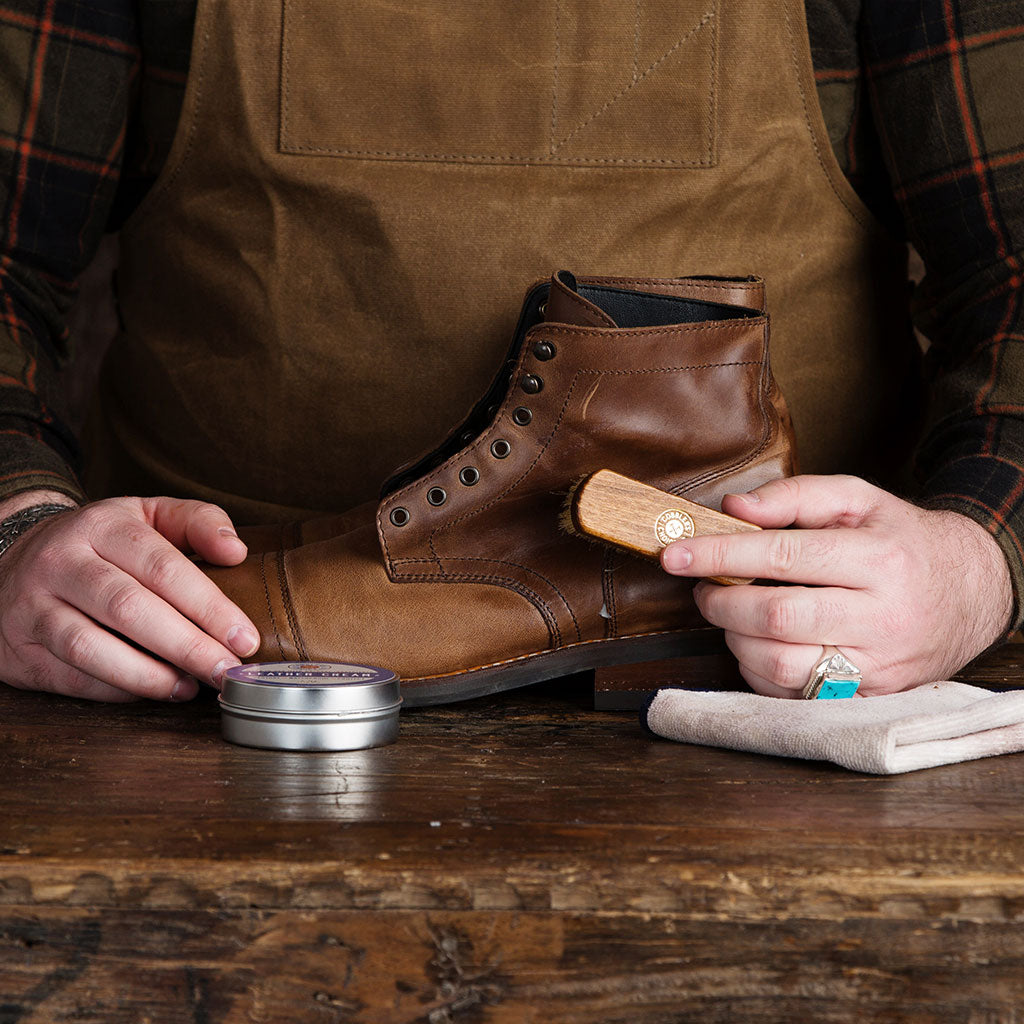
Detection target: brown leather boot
<box><xmin>234</xmin><ymin>273</ymin><xmax>772</xmax><ymax>553</ymax></box>
<box><xmin>207</xmin><ymin>271</ymin><xmax>795</xmax><ymax>705</ymax></box>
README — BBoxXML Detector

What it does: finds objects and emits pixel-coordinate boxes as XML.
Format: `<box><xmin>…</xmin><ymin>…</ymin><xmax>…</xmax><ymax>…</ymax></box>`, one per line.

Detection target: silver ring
<box><xmin>801</xmin><ymin>645</ymin><xmax>861</xmax><ymax>700</ymax></box>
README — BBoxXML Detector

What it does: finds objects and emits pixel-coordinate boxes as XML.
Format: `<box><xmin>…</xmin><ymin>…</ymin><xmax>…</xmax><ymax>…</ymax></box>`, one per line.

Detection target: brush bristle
<box><xmin>559</xmin><ymin>474</ymin><xmax>595</xmax><ymax>539</ymax></box>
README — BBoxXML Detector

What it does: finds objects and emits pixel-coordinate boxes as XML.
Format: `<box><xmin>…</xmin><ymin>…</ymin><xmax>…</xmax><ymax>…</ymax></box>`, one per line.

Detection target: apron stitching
<box><xmin>632</xmin><ymin>0</ymin><xmax>642</xmax><ymax>83</ymax></box>
<box><xmin>280</xmin><ymin>147</ymin><xmax>707</xmax><ymax>165</ymax></box>
<box><xmin>551</xmin><ymin>8</ymin><xmax>715</xmax><ymax>154</ymax></box>
<box><xmin>707</xmin><ymin>0</ymin><xmax>718</xmax><ymax>165</ymax></box>
<box><xmin>781</xmin><ymin>0</ymin><xmax>874</xmax><ymax>234</ymax></box>
<box><xmin>124</xmin><ymin>13</ymin><xmax>211</xmax><ymax>226</ymax></box>
<box><xmin>280</xmin><ymin>0</ymin><xmax>292</xmax><ymax>152</ymax></box>
<box><xmin>550</xmin><ymin>0</ymin><xmax>561</xmax><ymax>156</ymax></box>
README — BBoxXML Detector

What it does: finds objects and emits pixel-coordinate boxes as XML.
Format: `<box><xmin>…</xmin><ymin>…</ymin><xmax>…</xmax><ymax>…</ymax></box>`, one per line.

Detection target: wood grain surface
<box><xmin>3</xmin><ymin>645</ymin><xmax>1024</xmax><ymax>1023</ymax></box>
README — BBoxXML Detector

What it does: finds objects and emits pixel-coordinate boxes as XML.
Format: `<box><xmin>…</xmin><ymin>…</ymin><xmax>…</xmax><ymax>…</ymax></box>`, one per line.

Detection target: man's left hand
<box><xmin>660</xmin><ymin>474</ymin><xmax>1014</xmax><ymax>697</ymax></box>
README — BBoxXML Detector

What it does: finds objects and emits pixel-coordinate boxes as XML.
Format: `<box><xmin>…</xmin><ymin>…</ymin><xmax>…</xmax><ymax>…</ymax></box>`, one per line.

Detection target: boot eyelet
<box><xmin>538</xmin><ymin>302</ymin><xmax>547</xmax><ymax>317</ymax></box>
<box><xmin>459</xmin><ymin>467</ymin><xmax>480</xmax><ymax>486</ymax></box>
<box><xmin>486</xmin><ymin>404</ymin><xmax>498</xmax><ymax>419</ymax></box>
<box><xmin>460</xmin><ymin>430</ymin><xmax>474</xmax><ymax>443</ymax></box>
<box><xmin>532</xmin><ymin>341</ymin><xmax>556</xmax><ymax>361</ymax></box>
<box><xmin>521</xmin><ymin>374</ymin><xmax>543</xmax><ymax>394</ymax></box>
<box><xmin>512</xmin><ymin>406</ymin><xmax>533</xmax><ymax>426</ymax></box>
<box><xmin>390</xmin><ymin>507</ymin><xmax>410</xmax><ymax>527</ymax></box>
<box><xmin>490</xmin><ymin>439</ymin><xmax>511</xmax><ymax>459</ymax></box>
<box><xmin>427</xmin><ymin>487</ymin><xmax>447</xmax><ymax>506</ymax></box>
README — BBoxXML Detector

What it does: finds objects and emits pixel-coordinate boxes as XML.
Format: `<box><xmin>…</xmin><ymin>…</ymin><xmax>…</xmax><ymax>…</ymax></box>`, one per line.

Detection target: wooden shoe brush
<box><xmin>565</xmin><ymin>469</ymin><xmax>760</xmax><ymax>586</ymax></box>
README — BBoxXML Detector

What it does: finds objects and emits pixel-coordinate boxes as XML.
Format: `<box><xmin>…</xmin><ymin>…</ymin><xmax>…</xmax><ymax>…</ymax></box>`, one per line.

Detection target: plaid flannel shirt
<box><xmin>2</xmin><ymin>1</ymin><xmax>1024</xmax><ymax>627</ymax></box>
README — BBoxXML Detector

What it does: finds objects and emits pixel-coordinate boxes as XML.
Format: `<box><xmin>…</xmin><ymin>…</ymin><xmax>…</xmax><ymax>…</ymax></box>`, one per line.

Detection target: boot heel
<box><xmin>593</xmin><ymin>651</ymin><xmax>745</xmax><ymax>710</ymax></box>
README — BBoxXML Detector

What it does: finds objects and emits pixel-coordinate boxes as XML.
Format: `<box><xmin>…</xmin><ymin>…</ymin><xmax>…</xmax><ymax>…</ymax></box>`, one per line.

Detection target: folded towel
<box><xmin>643</xmin><ymin>681</ymin><xmax>1024</xmax><ymax>774</ymax></box>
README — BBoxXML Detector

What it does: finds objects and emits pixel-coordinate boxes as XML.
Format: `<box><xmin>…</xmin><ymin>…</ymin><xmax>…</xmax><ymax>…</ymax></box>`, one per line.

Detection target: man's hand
<box><xmin>0</xmin><ymin>494</ymin><xmax>260</xmax><ymax>702</ymax></box>
<box><xmin>661</xmin><ymin>475</ymin><xmax>1014</xmax><ymax>697</ymax></box>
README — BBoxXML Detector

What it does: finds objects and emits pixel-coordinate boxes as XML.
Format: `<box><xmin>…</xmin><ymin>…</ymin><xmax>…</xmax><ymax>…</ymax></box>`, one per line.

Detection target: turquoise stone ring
<box><xmin>802</xmin><ymin>646</ymin><xmax>862</xmax><ymax>700</ymax></box>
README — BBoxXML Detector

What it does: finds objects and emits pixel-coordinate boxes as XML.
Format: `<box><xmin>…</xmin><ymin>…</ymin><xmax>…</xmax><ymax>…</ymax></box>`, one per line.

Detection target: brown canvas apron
<box><xmin>91</xmin><ymin>0</ymin><xmax>916</xmax><ymax>525</ymax></box>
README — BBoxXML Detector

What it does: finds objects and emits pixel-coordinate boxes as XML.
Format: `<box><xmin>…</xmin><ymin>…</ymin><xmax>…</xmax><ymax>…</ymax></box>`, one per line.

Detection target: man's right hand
<box><xmin>0</xmin><ymin>491</ymin><xmax>260</xmax><ymax>702</ymax></box>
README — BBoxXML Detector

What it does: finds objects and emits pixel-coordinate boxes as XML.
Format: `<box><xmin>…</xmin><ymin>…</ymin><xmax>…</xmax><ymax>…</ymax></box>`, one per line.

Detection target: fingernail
<box><xmin>731</xmin><ymin>491</ymin><xmax>760</xmax><ymax>503</ymax></box>
<box><xmin>219</xmin><ymin>527</ymin><xmax>247</xmax><ymax>553</ymax></box>
<box><xmin>662</xmin><ymin>544</ymin><xmax>692</xmax><ymax>571</ymax></box>
<box><xmin>211</xmin><ymin>658</ymin><xmax>239</xmax><ymax>688</ymax></box>
<box><xmin>227</xmin><ymin>625</ymin><xmax>260</xmax><ymax>658</ymax></box>
<box><xmin>171</xmin><ymin>677</ymin><xmax>199</xmax><ymax>702</ymax></box>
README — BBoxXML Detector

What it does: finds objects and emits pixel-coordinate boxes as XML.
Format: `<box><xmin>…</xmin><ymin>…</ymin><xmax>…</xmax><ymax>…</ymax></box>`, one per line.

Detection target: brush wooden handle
<box><xmin>571</xmin><ymin>469</ymin><xmax>760</xmax><ymax>586</ymax></box>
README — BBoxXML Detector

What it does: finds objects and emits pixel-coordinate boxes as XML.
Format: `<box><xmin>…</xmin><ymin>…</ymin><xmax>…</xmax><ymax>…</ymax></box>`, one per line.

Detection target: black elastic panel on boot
<box><xmin>577</xmin><ymin>283</ymin><xmax>760</xmax><ymax>328</ymax></box>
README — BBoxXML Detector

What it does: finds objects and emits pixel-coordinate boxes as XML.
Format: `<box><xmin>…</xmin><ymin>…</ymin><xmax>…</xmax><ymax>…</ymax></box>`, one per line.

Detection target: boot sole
<box><xmin>399</xmin><ymin>627</ymin><xmax>727</xmax><ymax>706</ymax></box>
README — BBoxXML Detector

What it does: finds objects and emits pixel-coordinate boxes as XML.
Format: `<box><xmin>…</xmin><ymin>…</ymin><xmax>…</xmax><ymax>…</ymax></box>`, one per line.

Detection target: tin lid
<box><xmin>220</xmin><ymin>662</ymin><xmax>401</xmax><ymax>716</ymax></box>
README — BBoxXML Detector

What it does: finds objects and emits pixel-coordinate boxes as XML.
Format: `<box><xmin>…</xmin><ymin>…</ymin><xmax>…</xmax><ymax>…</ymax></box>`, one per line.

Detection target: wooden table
<box><xmin>3</xmin><ymin>647</ymin><xmax>1024</xmax><ymax>1023</ymax></box>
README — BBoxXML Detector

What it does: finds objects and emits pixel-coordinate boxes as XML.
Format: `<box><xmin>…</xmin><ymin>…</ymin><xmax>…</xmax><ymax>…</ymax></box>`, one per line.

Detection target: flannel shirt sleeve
<box><xmin>0</xmin><ymin>1</ymin><xmax>139</xmax><ymax>505</ymax></box>
<box><xmin>862</xmin><ymin>0</ymin><xmax>1024</xmax><ymax>631</ymax></box>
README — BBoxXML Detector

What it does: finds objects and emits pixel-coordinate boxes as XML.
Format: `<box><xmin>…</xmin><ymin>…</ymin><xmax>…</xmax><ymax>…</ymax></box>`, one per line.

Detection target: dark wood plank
<box><xmin>4</xmin><ymin>820</ymin><xmax>1024</xmax><ymax>919</ymax></box>
<box><xmin>5</xmin><ymin>674</ymin><xmax>1024</xmax><ymax>833</ymax></box>
<box><xmin>3</xmin><ymin>909</ymin><xmax>1024</xmax><ymax>1023</ymax></box>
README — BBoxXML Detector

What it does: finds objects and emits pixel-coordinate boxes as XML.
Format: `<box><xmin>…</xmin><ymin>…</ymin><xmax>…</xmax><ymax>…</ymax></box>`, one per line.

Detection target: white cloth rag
<box><xmin>643</xmin><ymin>681</ymin><xmax>1024</xmax><ymax>774</ymax></box>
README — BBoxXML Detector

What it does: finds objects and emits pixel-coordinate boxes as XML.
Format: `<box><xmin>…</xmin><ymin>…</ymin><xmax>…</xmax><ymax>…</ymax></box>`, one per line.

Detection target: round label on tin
<box><xmin>221</xmin><ymin>661</ymin><xmax>401</xmax><ymax>716</ymax></box>
<box><xmin>224</xmin><ymin>662</ymin><xmax>396</xmax><ymax>687</ymax></box>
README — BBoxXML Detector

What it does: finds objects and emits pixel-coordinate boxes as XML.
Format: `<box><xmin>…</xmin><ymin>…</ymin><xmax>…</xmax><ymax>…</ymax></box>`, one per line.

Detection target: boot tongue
<box><xmin>543</xmin><ymin>270</ymin><xmax>618</xmax><ymax>328</ymax></box>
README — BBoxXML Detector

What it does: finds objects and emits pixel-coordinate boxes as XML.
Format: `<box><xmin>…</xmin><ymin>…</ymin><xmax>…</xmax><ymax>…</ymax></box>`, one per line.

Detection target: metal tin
<box><xmin>219</xmin><ymin>662</ymin><xmax>401</xmax><ymax>751</ymax></box>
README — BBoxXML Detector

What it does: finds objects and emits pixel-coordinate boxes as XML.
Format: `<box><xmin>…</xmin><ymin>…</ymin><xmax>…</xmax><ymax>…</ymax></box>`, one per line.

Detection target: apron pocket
<box><xmin>280</xmin><ymin>0</ymin><xmax>719</xmax><ymax>166</ymax></box>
